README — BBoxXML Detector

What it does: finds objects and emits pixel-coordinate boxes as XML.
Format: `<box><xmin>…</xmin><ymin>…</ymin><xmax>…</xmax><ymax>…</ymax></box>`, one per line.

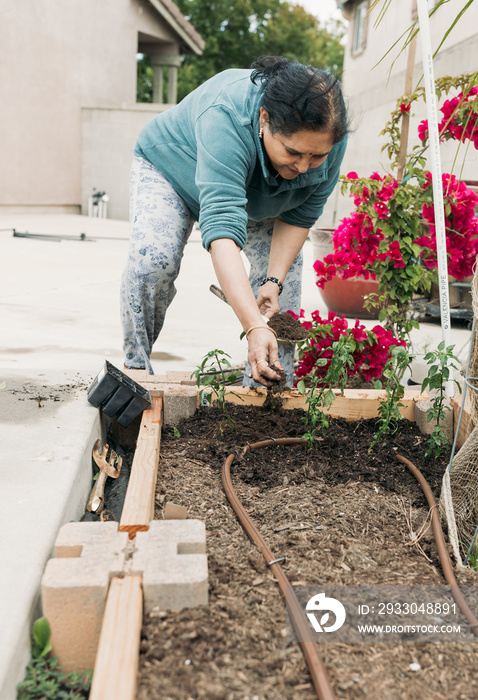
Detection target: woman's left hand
<box><xmin>256</xmin><ymin>282</ymin><xmax>280</xmax><ymax>319</ymax></box>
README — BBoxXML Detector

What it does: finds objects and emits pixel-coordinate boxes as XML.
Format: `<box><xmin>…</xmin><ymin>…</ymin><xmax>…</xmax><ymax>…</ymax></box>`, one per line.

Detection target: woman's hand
<box><xmin>246</xmin><ymin>327</ymin><xmax>283</xmax><ymax>386</ymax></box>
<box><xmin>209</xmin><ymin>237</ymin><xmax>283</xmax><ymax>387</ymax></box>
<box><xmin>256</xmin><ymin>281</ymin><xmax>280</xmax><ymax>319</ymax></box>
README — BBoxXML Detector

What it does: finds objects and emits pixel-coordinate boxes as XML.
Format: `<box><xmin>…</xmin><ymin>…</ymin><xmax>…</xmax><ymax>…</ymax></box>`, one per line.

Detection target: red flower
<box><xmin>377</xmin><ymin>181</ymin><xmax>397</xmax><ymax>202</ymax></box>
<box><xmin>418</xmin><ymin>120</ymin><xmax>429</xmax><ymax>142</ymax></box>
<box><xmin>373</xmin><ymin>201</ymin><xmax>390</xmax><ymax>219</ymax></box>
<box><xmin>400</xmin><ymin>103</ymin><xmax>411</xmax><ymax>113</ymax></box>
<box><xmin>293</xmin><ymin>312</ymin><xmax>403</xmax><ymax>384</ymax></box>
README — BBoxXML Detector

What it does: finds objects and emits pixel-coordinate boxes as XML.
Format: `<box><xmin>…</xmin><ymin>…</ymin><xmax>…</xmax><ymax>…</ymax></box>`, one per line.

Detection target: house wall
<box><xmin>329</xmin><ymin>0</ymin><xmax>478</xmax><ymax>226</ymax></box>
<box><xmin>81</xmin><ymin>103</ymin><xmax>170</xmax><ymax>221</ymax></box>
<box><xmin>0</xmin><ymin>0</ymin><xmax>178</xmax><ymax>214</ymax></box>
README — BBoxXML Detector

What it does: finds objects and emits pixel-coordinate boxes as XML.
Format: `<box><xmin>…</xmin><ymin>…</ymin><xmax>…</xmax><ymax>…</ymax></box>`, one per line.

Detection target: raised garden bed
<box><xmin>37</xmin><ymin>374</ymin><xmax>478</xmax><ymax>700</ymax></box>
<box><xmin>134</xmin><ymin>402</ymin><xmax>478</xmax><ymax>700</ymax></box>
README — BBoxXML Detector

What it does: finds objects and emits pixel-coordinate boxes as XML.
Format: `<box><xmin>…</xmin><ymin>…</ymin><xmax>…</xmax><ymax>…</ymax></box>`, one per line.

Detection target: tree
<box><xmin>137</xmin><ymin>0</ymin><xmax>345</xmax><ymax>103</ymax></box>
<box><xmin>137</xmin><ymin>55</ymin><xmax>154</xmax><ymax>103</ymax></box>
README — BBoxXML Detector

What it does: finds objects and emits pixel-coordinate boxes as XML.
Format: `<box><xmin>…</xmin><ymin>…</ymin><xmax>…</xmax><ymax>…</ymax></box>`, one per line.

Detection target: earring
<box><xmin>259</xmin><ymin>125</ymin><xmax>263</xmax><ymax>139</ymax></box>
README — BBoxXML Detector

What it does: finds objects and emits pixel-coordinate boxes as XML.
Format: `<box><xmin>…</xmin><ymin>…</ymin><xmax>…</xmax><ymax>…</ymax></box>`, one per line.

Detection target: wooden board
<box><xmin>451</xmin><ymin>392</ymin><xmax>476</xmax><ymax>448</ymax></box>
<box><xmin>89</xmin><ymin>575</ymin><xmax>143</xmax><ymax>700</ymax></box>
<box><xmin>217</xmin><ymin>386</ymin><xmax>426</xmax><ymax>421</ymax></box>
<box><xmin>120</xmin><ymin>397</ymin><xmax>162</xmax><ymax>538</ymax></box>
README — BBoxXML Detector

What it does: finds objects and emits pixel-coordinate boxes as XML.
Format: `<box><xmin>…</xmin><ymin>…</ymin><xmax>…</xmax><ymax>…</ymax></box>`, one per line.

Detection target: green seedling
<box><xmin>465</xmin><ymin>542</ymin><xmax>478</xmax><ymax>572</ymax></box>
<box><xmin>369</xmin><ymin>345</ymin><xmax>412</xmax><ymax>452</ymax></box>
<box><xmin>298</xmin><ymin>334</ymin><xmax>358</xmax><ymax>447</ymax></box>
<box><xmin>32</xmin><ymin>617</ymin><xmax>52</xmax><ymax>659</ymax></box>
<box><xmin>421</xmin><ymin>341</ymin><xmax>462</xmax><ymax>458</ymax></box>
<box><xmin>191</xmin><ymin>349</ymin><xmax>242</xmax><ymax>434</ymax></box>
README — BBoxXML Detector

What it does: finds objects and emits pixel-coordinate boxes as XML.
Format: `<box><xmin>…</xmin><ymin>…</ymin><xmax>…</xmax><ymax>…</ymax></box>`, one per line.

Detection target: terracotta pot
<box><xmin>319</xmin><ymin>276</ymin><xmax>380</xmax><ymax>319</ymax></box>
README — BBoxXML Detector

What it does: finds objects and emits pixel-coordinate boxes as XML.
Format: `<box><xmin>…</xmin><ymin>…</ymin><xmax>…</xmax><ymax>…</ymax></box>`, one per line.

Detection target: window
<box><xmin>353</xmin><ymin>0</ymin><xmax>368</xmax><ymax>54</ymax></box>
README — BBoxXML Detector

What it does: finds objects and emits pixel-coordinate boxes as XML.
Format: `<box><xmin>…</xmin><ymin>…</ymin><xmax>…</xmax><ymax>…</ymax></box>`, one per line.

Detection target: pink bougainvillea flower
<box><xmin>418</xmin><ymin>120</ymin><xmax>429</xmax><ymax>141</ymax></box>
<box><xmin>377</xmin><ymin>181</ymin><xmax>398</xmax><ymax>202</ymax></box>
<box><xmin>419</xmin><ymin>173</ymin><xmax>478</xmax><ymax>279</ymax></box>
<box><xmin>377</xmin><ymin>240</ymin><xmax>406</xmax><ymax>268</ymax></box>
<box><xmin>373</xmin><ymin>201</ymin><xmax>390</xmax><ymax>219</ymax></box>
<box><xmin>351</xmin><ymin>319</ymin><xmax>368</xmax><ymax>343</ymax></box>
<box><xmin>293</xmin><ymin>312</ymin><xmax>403</xmax><ymax>384</ymax></box>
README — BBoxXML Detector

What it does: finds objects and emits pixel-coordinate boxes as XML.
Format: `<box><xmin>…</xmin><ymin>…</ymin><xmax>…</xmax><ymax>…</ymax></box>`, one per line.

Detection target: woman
<box><xmin>121</xmin><ymin>56</ymin><xmax>349</xmax><ymax>386</ymax></box>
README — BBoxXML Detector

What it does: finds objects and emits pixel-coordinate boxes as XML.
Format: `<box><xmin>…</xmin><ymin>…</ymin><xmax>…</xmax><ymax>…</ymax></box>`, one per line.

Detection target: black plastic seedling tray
<box><xmin>87</xmin><ymin>360</ymin><xmax>152</xmax><ymax>427</ymax></box>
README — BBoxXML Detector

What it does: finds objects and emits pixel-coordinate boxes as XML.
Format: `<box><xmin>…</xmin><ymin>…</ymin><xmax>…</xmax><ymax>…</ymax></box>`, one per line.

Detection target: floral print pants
<box><xmin>121</xmin><ymin>156</ymin><xmax>303</xmax><ymax>385</ymax></box>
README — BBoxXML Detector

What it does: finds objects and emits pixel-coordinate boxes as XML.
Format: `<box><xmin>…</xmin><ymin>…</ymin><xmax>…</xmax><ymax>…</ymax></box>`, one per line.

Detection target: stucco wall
<box><xmin>81</xmin><ymin>103</ymin><xmax>170</xmax><ymax>221</ymax></box>
<box><xmin>0</xmin><ymin>1</ymin><xmax>179</xmax><ymax>213</ymax></box>
<box><xmin>333</xmin><ymin>0</ymin><xmax>478</xmax><ymax>225</ymax></box>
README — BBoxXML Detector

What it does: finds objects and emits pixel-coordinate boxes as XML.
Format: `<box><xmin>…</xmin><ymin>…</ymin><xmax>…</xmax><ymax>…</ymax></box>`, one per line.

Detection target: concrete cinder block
<box><xmin>121</xmin><ymin>369</ymin><xmax>199</xmax><ymax>424</ymax></box>
<box><xmin>121</xmin><ymin>368</ymin><xmax>151</xmax><ymax>385</ymax></box>
<box><xmin>41</xmin><ymin>523</ymin><xmax>129</xmax><ymax>673</ymax></box>
<box><xmin>163</xmin><ymin>385</ymin><xmax>198</xmax><ymax>425</ymax></box>
<box><xmin>164</xmin><ymin>370</ymin><xmax>197</xmax><ymax>385</ymax></box>
<box><xmin>41</xmin><ymin>520</ymin><xmax>208</xmax><ymax>672</ymax></box>
<box><xmin>133</xmin><ymin>520</ymin><xmax>208</xmax><ymax>613</ymax></box>
<box><xmin>414</xmin><ymin>398</ymin><xmax>454</xmax><ymax>441</ymax></box>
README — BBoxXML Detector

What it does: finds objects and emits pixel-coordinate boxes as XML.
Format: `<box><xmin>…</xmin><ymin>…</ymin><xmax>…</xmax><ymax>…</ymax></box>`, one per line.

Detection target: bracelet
<box><xmin>259</xmin><ymin>276</ymin><xmax>283</xmax><ymax>295</ymax></box>
<box><xmin>245</xmin><ymin>324</ymin><xmax>278</xmax><ymax>340</ymax></box>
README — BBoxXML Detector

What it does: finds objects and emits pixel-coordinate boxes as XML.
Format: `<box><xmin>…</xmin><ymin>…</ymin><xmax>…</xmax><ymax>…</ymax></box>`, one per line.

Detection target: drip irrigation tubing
<box><xmin>222</xmin><ymin>437</ymin><xmax>336</xmax><ymax>700</ymax></box>
<box><xmin>222</xmin><ymin>438</ymin><xmax>478</xmax><ymax>700</ymax></box>
<box><xmin>396</xmin><ymin>454</ymin><xmax>478</xmax><ymax>636</ymax></box>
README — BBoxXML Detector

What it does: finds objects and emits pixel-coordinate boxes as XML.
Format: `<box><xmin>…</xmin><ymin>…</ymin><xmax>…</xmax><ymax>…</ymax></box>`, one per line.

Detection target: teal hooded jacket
<box><xmin>135</xmin><ymin>68</ymin><xmax>347</xmax><ymax>251</ymax></box>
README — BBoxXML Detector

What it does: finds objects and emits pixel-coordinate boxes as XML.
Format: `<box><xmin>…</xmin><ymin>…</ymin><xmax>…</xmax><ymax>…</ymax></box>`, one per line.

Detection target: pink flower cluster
<box><xmin>417</xmin><ymin>172</ymin><xmax>478</xmax><ymax>279</ymax></box>
<box><xmin>314</xmin><ymin>169</ymin><xmax>478</xmax><ymax>287</ymax></box>
<box><xmin>314</xmin><ymin>173</ymin><xmax>405</xmax><ymax>286</ymax></box>
<box><xmin>292</xmin><ymin>309</ymin><xmax>405</xmax><ymax>383</ymax></box>
<box><xmin>418</xmin><ymin>87</ymin><xmax>478</xmax><ymax>148</ymax></box>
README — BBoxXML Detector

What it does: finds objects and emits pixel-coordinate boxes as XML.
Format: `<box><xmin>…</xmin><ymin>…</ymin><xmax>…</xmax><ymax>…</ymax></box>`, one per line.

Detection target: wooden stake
<box><xmin>89</xmin><ymin>575</ymin><xmax>143</xmax><ymax>700</ymax></box>
<box><xmin>120</xmin><ymin>397</ymin><xmax>162</xmax><ymax>538</ymax></box>
<box><xmin>397</xmin><ymin>0</ymin><xmax>418</xmax><ymax>180</ymax></box>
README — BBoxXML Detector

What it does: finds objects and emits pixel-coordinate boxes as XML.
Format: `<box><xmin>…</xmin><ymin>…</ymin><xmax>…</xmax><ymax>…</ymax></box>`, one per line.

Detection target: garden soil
<box><xmin>136</xmin><ymin>401</ymin><xmax>478</xmax><ymax>700</ymax></box>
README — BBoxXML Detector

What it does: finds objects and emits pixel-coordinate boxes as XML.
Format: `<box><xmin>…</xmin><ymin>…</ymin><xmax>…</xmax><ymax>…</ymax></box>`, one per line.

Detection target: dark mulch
<box><xmin>136</xmin><ymin>402</ymin><xmax>478</xmax><ymax>700</ymax></box>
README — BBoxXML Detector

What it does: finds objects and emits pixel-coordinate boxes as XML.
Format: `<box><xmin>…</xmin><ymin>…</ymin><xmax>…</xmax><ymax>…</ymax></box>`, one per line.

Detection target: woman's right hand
<box><xmin>247</xmin><ymin>327</ymin><xmax>283</xmax><ymax>386</ymax></box>
<box><xmin>209</xmin><ymin>239</ymin><xmax>283</xmax><ymax>386</ymax></box>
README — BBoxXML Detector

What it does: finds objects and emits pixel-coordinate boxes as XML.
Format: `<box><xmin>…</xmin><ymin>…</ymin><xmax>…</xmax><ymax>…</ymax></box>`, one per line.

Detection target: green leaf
<box><xmin>32</xmin><ymin>617</ymin><xmax>52</xmax><ymax>659</ymax></box>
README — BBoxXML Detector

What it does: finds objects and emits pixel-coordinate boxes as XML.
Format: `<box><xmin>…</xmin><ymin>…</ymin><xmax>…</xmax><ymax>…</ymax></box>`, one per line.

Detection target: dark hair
<box><xmin>250</xmin><ymin>56</ymin><xmax>349</xmax><ymax>144</ymax></box>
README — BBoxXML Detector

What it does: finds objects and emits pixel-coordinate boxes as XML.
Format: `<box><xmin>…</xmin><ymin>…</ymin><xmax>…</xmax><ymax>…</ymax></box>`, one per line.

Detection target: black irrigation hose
<box><xmin>222</xmin><ymin>437</ymin><xmax>336</xmax><ymax>700</ymax></box>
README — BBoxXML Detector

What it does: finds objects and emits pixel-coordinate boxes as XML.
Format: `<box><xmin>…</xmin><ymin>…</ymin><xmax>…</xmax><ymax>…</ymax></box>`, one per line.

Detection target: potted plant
<box><xmin>310</xmin><ymin>226</ymin><xmax>380</xmax><ymax>320</ymax></box>
<box><xmin>314</xmin><ymin>73</ymin><xmax>478</xmax><ymax>342</ymax></box>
